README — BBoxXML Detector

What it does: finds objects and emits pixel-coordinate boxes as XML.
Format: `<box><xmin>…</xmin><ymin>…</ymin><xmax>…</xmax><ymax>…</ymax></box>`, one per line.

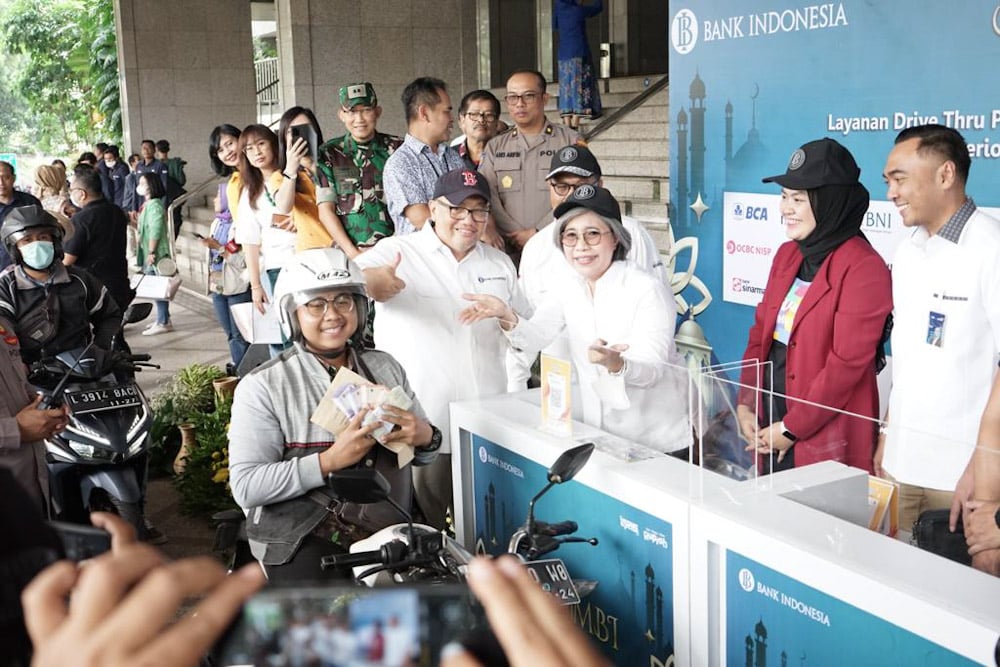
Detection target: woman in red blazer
<box><xmin>737</xmin><ymin>138</ymin><xmax>892</xmax><ymax>474</ymax></box>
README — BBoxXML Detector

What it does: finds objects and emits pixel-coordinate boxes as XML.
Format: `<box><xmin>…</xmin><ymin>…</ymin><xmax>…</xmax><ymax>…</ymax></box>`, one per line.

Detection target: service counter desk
<box><xmin>450</xmin><ymin>393</ymin><xmax>1000</xmax><ymax>666</ymax></box>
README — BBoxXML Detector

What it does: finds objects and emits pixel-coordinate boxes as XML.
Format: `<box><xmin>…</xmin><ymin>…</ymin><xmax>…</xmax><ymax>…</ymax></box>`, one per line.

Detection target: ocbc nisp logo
<box><xmin>671</xmin><ymin>9</ymin><xmax>698</xmax><ymax>54</ymax></box>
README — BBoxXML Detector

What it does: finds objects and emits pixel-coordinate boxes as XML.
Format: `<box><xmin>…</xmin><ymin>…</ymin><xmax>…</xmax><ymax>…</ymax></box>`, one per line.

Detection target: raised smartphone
<box><xmin>213</xmin><ymin>584</ymin><xmax>504</xmax><ymax>667</ymax></box>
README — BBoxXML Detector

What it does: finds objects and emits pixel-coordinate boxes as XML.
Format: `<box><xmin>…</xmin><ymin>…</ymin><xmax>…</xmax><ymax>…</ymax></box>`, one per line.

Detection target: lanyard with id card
<box><xmin>926</xmin><ymin>311</ymin><xmax>945</xmax><ymax>347</ymax></box>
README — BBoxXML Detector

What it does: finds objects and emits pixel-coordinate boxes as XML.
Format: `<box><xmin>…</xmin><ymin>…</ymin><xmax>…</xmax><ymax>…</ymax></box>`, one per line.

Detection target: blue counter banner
<box><xmin>469</xmin><ymin>434</ymin><xmax>674</xmax><ymax>666</ymax></box>
<box><xmin>725</xmin><ymin>549</ymin><xmax>976</xmax><ymax>665</ymax></box>
<box><xmin>668</xmin><ymin>1</ymin><xmax>1000</xmax><ymax>365</ymax></box>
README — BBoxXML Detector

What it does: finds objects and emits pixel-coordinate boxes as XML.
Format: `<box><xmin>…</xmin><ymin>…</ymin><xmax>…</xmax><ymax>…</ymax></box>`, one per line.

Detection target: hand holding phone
<box><xmin>290</xmin><ymin>123</ymin><xmax>318</xmax><ymax>165</ymax></box>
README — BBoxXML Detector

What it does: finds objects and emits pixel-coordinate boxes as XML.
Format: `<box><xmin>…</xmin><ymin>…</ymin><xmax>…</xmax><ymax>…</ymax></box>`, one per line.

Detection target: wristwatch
<box><xmin>419</xmin><ymin>424</ymin><xmax>443</xmax><ymax>453</ymax></box>
<box><xmin>778</xmin><ymin>420</ymin><xmax>798</xmax><ymax>443</ymax></box>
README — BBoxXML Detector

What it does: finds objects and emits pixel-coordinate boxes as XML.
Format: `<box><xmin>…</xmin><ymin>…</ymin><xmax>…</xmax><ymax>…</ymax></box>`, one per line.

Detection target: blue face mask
<box><xmin>20</xmin><ymin>240</ymin><xmax>55</xmax><ymax>270</ymax></box>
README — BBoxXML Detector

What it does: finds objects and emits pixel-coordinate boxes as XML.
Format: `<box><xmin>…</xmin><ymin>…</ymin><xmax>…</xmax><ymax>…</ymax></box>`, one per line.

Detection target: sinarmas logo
<box><xmin>671</xmin><ymin>9</ymin><xmax>698</xmax><ymax>54</ymax></box>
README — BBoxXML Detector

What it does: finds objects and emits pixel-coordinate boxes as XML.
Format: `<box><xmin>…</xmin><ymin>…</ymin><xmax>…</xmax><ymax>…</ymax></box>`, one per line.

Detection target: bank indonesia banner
<box><xmin>725</xmin><ymin>550</ymin><xmax>975</xmax><ymax>665</ymax></box>
<box><xmin>668</xmin><ymin>1</ymin><xmax>1000</xmax><ymax>364</ymax></box>
<box><xmin>469</xmin><ymin>434</ymin><xmax>675</xmax><ymax>667</ymax></box>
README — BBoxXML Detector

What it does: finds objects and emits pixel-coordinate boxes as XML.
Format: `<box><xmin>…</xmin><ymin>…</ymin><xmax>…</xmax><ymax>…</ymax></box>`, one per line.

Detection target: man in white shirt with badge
<box><xmin>878</xmin><ymin>125</ymin><xmax>1000</xmax><ymax>563</ymax></box>
<box><xmin>355</xmin><ymin>168</ymin><xmax>524</xmax><ymax>529</ymax></box>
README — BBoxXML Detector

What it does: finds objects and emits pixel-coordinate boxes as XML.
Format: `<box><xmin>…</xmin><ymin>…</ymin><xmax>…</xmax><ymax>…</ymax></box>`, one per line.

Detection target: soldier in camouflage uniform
<box><xmin>315</xmin><ymin>82</ymin><xmax>403</xmax><ymax>260</ymax></box>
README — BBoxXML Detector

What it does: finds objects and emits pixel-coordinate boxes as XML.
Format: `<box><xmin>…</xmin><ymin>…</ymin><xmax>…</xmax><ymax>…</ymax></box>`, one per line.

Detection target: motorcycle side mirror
<box><xmin>123</xmin><ymin>302</ymin><xmax>153</xmax><ymax>325</ymax></box>
<box><xmin>326</xmin><ymin>469</ymin><xmax>391</xmax><ymax>504</ymax></box>
<box><xmin>547</xmin><ymin>442</ymin><xmax>595</xmax><ymax>484</ymax></box>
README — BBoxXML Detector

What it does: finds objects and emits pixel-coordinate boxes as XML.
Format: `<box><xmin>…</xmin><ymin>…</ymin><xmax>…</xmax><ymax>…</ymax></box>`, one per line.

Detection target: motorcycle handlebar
<box><xmin>128</xmin><ymin>353</ymin><xmax>152</xmax><ymax>362</ymax></box>
<box><xmin>535</xmin><ymin>520</ymin><xmax>578</xmax><ymax>537</ymax></box>
<box><xmin>322</xmin><ymin>549</ymin><xmax>384</xmax><ymax>569</ymax></box>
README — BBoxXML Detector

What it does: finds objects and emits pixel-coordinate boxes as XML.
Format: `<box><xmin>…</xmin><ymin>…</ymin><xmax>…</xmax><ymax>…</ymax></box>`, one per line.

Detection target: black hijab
<box><xmin>797</xmin><ymin>181</ymin><xmax>870</xmax><ymax>281</ymax></box>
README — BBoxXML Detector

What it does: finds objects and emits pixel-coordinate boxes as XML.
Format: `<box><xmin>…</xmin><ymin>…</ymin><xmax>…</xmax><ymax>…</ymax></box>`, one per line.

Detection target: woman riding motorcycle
<box><xmin>227</xmin><ymin>247</ymin><xmax>442</xmax><ymax>582</ymax></box>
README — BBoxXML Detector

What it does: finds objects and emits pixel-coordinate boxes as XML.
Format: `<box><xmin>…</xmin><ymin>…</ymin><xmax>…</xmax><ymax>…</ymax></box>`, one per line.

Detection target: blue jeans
<box><xmin>155</xmin><ymin>299</ymin><xmax>170</xmax><ymax>325</ymax></box>
<box><xmin>212</xmin><ymin>289</ymin><xmax>252</xmax><ymax>368</ymax></box>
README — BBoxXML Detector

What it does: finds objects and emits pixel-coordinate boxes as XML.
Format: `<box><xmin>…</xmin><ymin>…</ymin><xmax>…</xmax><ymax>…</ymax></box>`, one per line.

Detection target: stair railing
<box><xmin>581</xmin><ymin>74</ymin><xmax>668</xmax><ymax>143</ymax></box>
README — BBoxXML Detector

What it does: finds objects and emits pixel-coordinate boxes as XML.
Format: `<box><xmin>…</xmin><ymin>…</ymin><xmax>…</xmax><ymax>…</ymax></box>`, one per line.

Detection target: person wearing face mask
<box><xmin>100</xmin><ymin>145</ymin><xmax>130</xmax><ymax>209</ymax></box>
<box><xmin>135</xmin><ymin>173</ymin><xmax>174</xmax><ymax>336</ymax></box>
<box><xmin>736</xmin><ymin>138</ymin><xmax>892</xmax><ymax>474</ymax></box>
<box><xmin>63</xmin><ymin>166</ymin><xmax>132</xmax><ymax>311</ymax></box>
<box><xmin>0</xmin><ymin>205</ymin><xmax>121</xmax><ymax>366</ymax></box>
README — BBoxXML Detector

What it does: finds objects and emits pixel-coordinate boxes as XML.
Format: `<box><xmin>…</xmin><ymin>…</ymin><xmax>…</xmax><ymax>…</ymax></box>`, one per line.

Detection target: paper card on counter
<box><xmin>540</xmin><ymin>354</ymin><xmax>573</xmax><ymax>437</ymax></box>
<box><xmin>867</xmin><ymin>475</ymin><xmax>898</xmax><ymax>536</ymax></box>
<box><xmin>230</xmin><ymin>302</ymin><xmax>284</xmax><ymax>344</ymax></box>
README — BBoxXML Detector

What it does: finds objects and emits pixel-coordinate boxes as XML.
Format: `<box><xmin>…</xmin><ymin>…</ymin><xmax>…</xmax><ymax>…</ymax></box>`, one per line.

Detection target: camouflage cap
<box><xmin>339</xmin><ymin>82</ymin><xmax>377</xmax><ymax>109</ymax></box>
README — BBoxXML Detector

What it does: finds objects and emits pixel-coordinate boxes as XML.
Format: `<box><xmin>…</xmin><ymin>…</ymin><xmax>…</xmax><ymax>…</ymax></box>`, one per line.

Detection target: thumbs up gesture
<box><xmin>363</xmin><ymin>252</ymin><xmax>406</xmax><ymax>302</ymax></box>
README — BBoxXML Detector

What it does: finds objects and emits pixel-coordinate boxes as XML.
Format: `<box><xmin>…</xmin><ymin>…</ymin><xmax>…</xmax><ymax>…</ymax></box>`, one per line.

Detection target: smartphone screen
<box><xmin>214</xmin><ymin>584</ymin><xmax>500</xmax><ymax>667</ymax></box>
<box><xmin>290</xmin><ymin>123</ymin><xmax>318</xmax><ymax>164</ymax></box>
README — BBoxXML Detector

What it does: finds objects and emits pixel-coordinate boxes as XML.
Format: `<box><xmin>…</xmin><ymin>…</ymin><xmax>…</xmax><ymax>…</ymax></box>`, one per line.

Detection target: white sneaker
<box><xmin>142</xmin><ymin>322</ymin><xmax>174</xmax><ymax>336</ymax></box>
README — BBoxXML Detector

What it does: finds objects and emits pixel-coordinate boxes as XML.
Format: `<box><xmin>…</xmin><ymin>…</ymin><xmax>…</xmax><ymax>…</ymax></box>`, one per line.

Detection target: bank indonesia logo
<box><xmin>671</xmin><ymin>9</ymin><xmax>698</xmax><ymax>54</ymax></box>
<box><xmin>478</xmin><ymin>446</ymin><xmax>488</xmax><ymax>463</ymax></box>
<box><xmin>738</xmin><ymin>568</ymin><xmax>755</xmax><ymax>592</ymax></box>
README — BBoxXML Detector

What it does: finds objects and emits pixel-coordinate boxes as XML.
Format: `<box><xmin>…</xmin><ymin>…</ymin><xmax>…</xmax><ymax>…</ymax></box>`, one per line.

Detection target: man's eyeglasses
<box><xmin>503</xmin><ymin>92</ymin><xmax>541</xmax><ymax>106</ymax></box>
<box><xmin>560</xmin><ymin>229</ymin><xmax>612</xmax><ymax>247</ymax></box>
<box><xmin>548</xmin><ymin>182</ymin><xmax>578</xmax><ymax>196</ymax></box>
<box><xmin>448</xmin><ymin>205</ymin><xmax>490</xmax><ymax>223</ymax></box>
<box><xmin>302</xmin><ymin>294</ymin><xmax>356</xmax><ymax>317</ymax></box>
<box><xmin>462</xmin><ymin>111</ymin><xmax>497</xmax><ymax>123</ymax></box>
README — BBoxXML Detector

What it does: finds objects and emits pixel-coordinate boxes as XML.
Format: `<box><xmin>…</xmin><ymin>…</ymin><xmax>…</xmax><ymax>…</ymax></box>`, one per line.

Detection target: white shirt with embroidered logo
<box><xmin>883</xmin><ymin>208</ymin><xmax>1000</xmax><ymax>490</ymax></box>
<box><xmin>505</xmin><ymin>260</ymin><xmax>691</xmax><ymax>453</ymax></box>
<box><xmin>354</xmin><ymin>223</ymin><xmax>526</xmax><ymax>453</ymax></box>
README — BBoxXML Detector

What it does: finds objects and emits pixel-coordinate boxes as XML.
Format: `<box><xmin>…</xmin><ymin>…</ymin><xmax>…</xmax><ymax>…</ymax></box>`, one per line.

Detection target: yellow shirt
<box><xmin>265</xmin><ymin>170</ymin><xmax>332</xmax><ymax>252</ymax></box>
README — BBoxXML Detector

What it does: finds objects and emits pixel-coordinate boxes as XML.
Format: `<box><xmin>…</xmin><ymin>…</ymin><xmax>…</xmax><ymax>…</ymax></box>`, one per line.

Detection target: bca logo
<box><xmin>478</xmin><ymin>446</ymin><xmax>488</xmax><ymax>463</ymax></box>
<box><xmin>671</xmin><ymin>9</ymin><xmax>698</xmax><ymax>55</ymax></box>
<box><xmin>738</xmin><ymin>568</ymin><xmax>755</xmax><ymax>592</ymax></box>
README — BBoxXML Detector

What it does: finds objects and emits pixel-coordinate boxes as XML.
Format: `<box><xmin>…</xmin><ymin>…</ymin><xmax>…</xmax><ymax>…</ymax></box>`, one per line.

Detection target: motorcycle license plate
<box><xmin>524</xmin><ymin>558</ymin><xmax>580</xmax><ymax>605</ymax></box>
<box><xmin>65</xmin><ymin>383</ymin><xmax>142</xmax><ymax>414</ymax></box>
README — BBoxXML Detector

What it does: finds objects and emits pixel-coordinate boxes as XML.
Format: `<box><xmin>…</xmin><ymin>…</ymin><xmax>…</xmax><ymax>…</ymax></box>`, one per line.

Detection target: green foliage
<box><xmin>148</xmin><ymin>363</ymin><xmax>227</xmax><ymax>477</ymax></box>
<box><xmin>0</xmin><ymin>0</ymin><xmax>122</xmax><ymax>152</ymax></box>
<box><xmin>172</xmin><ymin>393</ymin><xmax>239</xmax><ymax>516</ymax></box>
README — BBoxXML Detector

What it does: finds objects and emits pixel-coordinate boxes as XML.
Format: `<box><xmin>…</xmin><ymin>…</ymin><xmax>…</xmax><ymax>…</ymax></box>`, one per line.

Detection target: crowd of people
<box><xmin>1</xmin><ymin>66</ymin><xmax>1000</xmax><ymax>665</ymax></box>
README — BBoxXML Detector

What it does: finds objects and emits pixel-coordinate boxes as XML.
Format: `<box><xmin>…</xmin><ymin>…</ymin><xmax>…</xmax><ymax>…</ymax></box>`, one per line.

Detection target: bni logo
<box><xmin>738</xmin><ymin>568</ymin><xmax>755</xmax><ymax>592</ymax></box>
<box><xmin>478</xmin><ymin>446</ymin><xmax>488</xmax><ymax>463</ymax></box>
<box><xmin>671</xmin><ymin>9</ymin><xmax>698</xmax><ymax>54</ymax></box>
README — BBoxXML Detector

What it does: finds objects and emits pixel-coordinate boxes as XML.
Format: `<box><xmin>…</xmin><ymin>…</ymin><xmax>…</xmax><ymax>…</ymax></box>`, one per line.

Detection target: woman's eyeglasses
<box><xmin>560</xmin><ymin>229</ymin><xmax>612</xmax><ymax>247</ymax></box>
<box><xmin>302</xmin><ymin>294</ymin><xmax>356</xmax><ymax>317</ymax></box>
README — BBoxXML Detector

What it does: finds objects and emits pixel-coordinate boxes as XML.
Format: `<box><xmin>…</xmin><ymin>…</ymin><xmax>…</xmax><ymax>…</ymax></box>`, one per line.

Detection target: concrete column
<box><xmin>272</xmin><ymin>0</ymin><xmax>480</xmax><ymax>140</ymax></box>
<box><xmin>116</xmin><ymin>0</ymin><xmax>256</xmax><ymax>185</ymax></box>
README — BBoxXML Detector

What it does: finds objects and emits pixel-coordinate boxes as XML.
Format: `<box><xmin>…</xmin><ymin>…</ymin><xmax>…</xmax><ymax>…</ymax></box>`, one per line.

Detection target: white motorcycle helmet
<box><xmin>273</xmin><ymin>247</ymin><xmax>369</xmax><ymax>347</ymax></box>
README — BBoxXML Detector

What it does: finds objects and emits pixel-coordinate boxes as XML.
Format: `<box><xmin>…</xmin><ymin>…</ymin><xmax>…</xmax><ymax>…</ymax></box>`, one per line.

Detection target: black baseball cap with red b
<box><xmin>433</xmin><ymin>168</ymin><xmax>491</xmax><ymax>205</ymax></box>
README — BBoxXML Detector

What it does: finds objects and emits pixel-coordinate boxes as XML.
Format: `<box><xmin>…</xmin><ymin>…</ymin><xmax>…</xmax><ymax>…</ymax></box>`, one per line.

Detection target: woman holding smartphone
<box><xmin>136</xmin><ymin>172</ymin><xmax>173</xmax><ymax>336</ymax></box>
<box><xmin>275</xmin><ymin>106</ymin><xmax>342</xmax><ymax>252</ymax></box>
<box><xmin>203</xmin><ymin>124</ymin><xmax>252</xmax><ymax>370</ymax></box>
